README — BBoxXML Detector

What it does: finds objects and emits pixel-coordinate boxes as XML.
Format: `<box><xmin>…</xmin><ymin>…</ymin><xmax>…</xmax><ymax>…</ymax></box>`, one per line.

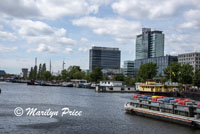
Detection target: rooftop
<box><xmin>91</xmin><ymin>46</ymin><xmax>119</xmax><ymax>51</ymax></box>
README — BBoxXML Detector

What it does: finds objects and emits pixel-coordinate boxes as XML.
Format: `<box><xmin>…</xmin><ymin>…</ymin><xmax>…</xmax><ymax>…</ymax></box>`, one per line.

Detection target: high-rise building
<box><xmin>178</xmin><ymin>52</ymin><xmax>200</xmax><ymax>71</ymax></box>
<box><xmin>136</xmin><ymin>28</ymin><xmax>164</xmax><ymax>59</ymax></box>
<box><xmin>89</xmin><ymin>46</ymin><xmax>121</xmax><ymax>72</ymax></box>
<box><xmin>123</xmin><ymin>61</ymin><xmax>135</xmax><ymax>77</ymax></box>
<box><xmin>134</xmin><ymin>55</ymin><xmax>178</xmax><ymax>76</ymax></box>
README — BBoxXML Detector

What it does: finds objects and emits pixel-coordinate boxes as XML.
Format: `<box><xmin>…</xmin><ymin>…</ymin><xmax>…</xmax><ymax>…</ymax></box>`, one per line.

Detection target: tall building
<box><xmin>123</xmin><ymin>61</ymin><xmax>135</xmax><ymax>77</ymax></box>
<box><xmin>134</xmin><ymin>55</ymin><xmax>178</xmax><ymax>76</ymax></box>
<box><xmin>89</xmin><ymin>46</ymin><xmax>121</xmax><ymax>72</ymax></box>
<box><xmin>136</xmin><ymin>28</ymin><xmax>164</xmax><ymax>59</ymax></box>
<box><xmin>178</xmin><ymin>52</ymin><xmax>200</xmax><ymax>71</ymax></box>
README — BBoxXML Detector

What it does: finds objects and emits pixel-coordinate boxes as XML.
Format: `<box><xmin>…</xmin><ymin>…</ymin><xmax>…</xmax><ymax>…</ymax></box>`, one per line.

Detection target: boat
<box><xmin>125</xmin><ymin>94</ymin><xmax>200</xmax><ymax>128</ymax></box>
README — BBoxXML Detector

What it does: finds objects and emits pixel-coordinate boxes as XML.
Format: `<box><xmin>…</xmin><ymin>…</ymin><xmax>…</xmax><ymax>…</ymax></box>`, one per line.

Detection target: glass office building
<box><xmin>136</xmin><ymin>28</ymin><xmax>164</xmax><ymax>59</ymax></box>
<box><xmin>123</xmin><ymin>61</ymin><xmax>135</xmax><ymax>77</ymax></box>
<box><xmin>134</xmin><ymin>55</ymin><xmax>178</xmax><ymax>76</ymax></box>
<box><xmin>89</xmin><ymin>46</ymin><xmax>121</xmax><ymax>72</ymax></box>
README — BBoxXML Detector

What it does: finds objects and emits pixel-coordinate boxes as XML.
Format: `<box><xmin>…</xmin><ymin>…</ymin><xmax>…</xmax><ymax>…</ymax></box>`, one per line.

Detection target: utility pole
<box><xmin>35</xmin><ymin>57</ymin><xmax>37</xmax><ymax>66</ymax></box>
<box><xmin>62</xmin><ymin>60</ymin><xmax>65</xmax><ymax>70</ymax></box>
<box><xmin>50</xmin><ymin>59</ymin><xmax>52</xmax><ymax>74</ymax></box>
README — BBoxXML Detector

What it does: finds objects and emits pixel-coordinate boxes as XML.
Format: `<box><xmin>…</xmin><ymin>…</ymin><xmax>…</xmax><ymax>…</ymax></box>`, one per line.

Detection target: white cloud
<box><xmin>11</xmin><ymin>19</ymin><xmax>76</xmax><ymax>48</ymax></box>
<box><xmin>78</xmin><ymin>47</ymin><xmax>88</xmax><ymax>52</ymax></box>
<box><xmin>72</xmin><ymin>16</ymin><xmax>141</xmax><ymax>42</ymax></box>
<box><xmin>0</xmin><ymin>30</ymin><xmax>16</xmax><ymax>41</ymax></box>
<box><xmin>112</xmin><ymin>0</ymin><xmax>200</xmax><ymax>19</ymax></box>
<box><xmin>64</xmin><ymin>48</ymin><xmax>73</xmax><ymax>54</ymax></box>
<box><xmin>0</xmin><ymin>45</ymin><xmax>18</xmax><ymax>52</ymax></box>
<box><xmin>80</xmin><ymin>37</ymin><xmax>89</xmax><ymax>43</ymax></box>
<box><xmin>36</xmin><ymin>44</ymin><xmax>59</xmax><ymax>53</ymax></box>
<box><xmin>165</xmin><ymin>32</ymin><xmax>200</xmax><ymax>55</ymax></box>
<box><xmin>0</xmin><ymin>0</ymin><xmax>110</xmax><ymax>20</ymax></box>
<box><xmin>180</xmin><ymin>9</ymin><xmax>200</xmax><ymax>29</ymax></box>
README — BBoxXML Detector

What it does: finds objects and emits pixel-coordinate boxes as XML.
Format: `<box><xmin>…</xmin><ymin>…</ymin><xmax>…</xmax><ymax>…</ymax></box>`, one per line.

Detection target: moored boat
<box><xmin>125</xmin><ymin>94</ymin><xmax>200</xmax><ymax>128</ymax></box>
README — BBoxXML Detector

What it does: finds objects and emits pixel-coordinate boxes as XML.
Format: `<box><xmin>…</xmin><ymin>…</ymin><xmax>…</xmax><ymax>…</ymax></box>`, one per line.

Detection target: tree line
<box><xmin>136</xmin><ymin>62</ymin><xmax>200</xmax><ymax>87</ymax></box>
<box><xmin>28</xmin><ymin>62</ymin><xmax>200</xmax><ymax>87</ymax></box>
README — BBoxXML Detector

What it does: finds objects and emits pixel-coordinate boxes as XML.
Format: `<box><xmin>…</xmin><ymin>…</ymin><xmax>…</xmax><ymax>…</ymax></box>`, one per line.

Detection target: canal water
<box><xmin>0</xmin><ymin>82</ymin><xmax>199</xmax><ymax>134</ymax></box>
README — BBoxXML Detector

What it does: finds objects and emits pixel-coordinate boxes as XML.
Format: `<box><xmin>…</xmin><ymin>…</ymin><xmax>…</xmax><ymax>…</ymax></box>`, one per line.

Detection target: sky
<box><xmin>0</xmin><ymin>0</ymin><xmax>200</xmax><ymax>74</ymax></box>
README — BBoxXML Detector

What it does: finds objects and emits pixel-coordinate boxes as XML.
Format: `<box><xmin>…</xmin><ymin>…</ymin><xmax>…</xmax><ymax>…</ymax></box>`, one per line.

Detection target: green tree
<box><xmin>178</xmin><ymin>64</ymin><xmax>194</xmax><ymax>84</ymax></box>
<box><xmin>193</xmin><ymin>69</ymin><xmax>200</xmax><ymax>87</ymax></box>
<box><xmin>164</xmin><ymin>62</ymin><xmax>181</xmax><ymax>82</ymax></box>
<box><xmin>113</xmin><ymin>74</ymin><xmax>124</xmax><ymax>81</ymax></box>
<box><xmin>90</xmin><ymin>67</ymin><xmax>103</xmax><ymax>82</ymax></box>
<box><xmin>137</xmin><ymin>62</ymin><xmax>157</xmax><ymax>82</ymax></box>
<box><xmin>41</xmin><ymin>63</ymin><xmax>46</xmax><ymax>80</ymax></box>
<box><xmin>43</xmin><ymin>71</ymin><xmax>52</xmax><ymax>81</ymax></box>
<box><xmin>124</xmin><ymin>77</ymin><xmax>136</xmax><ymax>86</ymax></box>
<box><xmin>29</xmin><ymin>67</ymin><xmax>34</xmax><ymax>80</ymax></box>
<box><xmin>61</xmin><ymin>69</ymin><xmax>68</xmax><ymax>81</ymax></box>
<box><xmin>33</xmin><ymin>65</ymin><xmax>37</xmax><ymax>80</ymax></box>
<box><xmin>67</xmin><ymin>66</ymin><xmax>85</xmax><ymax>80</ymax></box>
<box><xmin>37</xmin><ymin>64</ymin><xmax>42</xmax><ymax>80</ymax></box>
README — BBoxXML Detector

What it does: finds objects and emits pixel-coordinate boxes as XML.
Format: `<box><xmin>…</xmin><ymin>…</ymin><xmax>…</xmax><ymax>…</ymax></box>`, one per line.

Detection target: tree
<box><xmin>67</xmin><ymin>66</ymin><xmax>85</xmax><ymax>80</ymax></box>
<box><xmin>137</xmin><ymin>62</ymin><xmax>157</xmax><ymax>82</ymax></box>
<box><xmin>41</xmin><ymin>63</ymin><xmax>46</xmax><ymax>80</ymax></box>
<box><xmin>37</xmin><ymin>64</ymin><xmax>42</xmax><ymax>80</ymax></box>
<box><xmin>124</xmin><ymin>77</ymin><xmax>136</xmax><ymax>86</ymax></box>
<box><xmin>113</xmin><ymin>74</ymin><xmax>124</xmax><ymax>81</ymax></box>
<box><xmin>43</xmin><ymin>71</ymin><xmax>52</xmax><ymax>81</ymax></box>
<box><xmin>178</xmin><ymin>64</ymin><xmax>194</xmax><ymax>84</ymax></box>
<box><xmin>61</xmin><ymin>69</ymin><xmax>68</xmax><ymax>81</ymax></box>
<box><xmin>33</xmin><ymin>65</ymin><xmax>37</xmax><ymax>80</ymax></box>
<box><xmin>90</xmin><ymin>67</ymin><xmax>103</xmax><ymax>82</ymax></box>
<box><xmin>164</xmin><ymin>62</ymin><xmax>181</xmax><ymax>82</ymax></box>
<box><xmin>29</xmin><ymin>67</ymin><xmax>34</xmax><ymax>80</ymax></box>
<box><xmin>193</xmin><ymin>69</ymin><xmax>200</xmax><ymax>87</ymax></box>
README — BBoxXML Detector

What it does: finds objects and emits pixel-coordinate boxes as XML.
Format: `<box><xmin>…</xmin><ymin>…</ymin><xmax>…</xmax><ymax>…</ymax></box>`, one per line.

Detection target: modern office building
<box><xmin>123</xmin><ymin>61</ymin><xmax>135</xmax><ymax>77</ymax></box>
<box><xmin>89</xmin><ymin>46</ymin><xmax>121</xmax><ymax>73</ymax></box>
<box><xmin>134</xmin><ymin>55</ymin><xmax>178</xmax><ymax>76</ymax></box>
<box><xmin>136</xmin><ymin>28</ymin><xmax>164</xmax><ymax>59</ymax></box>
<box><xmin>178</xmin><ymin>52</ymin><xmax>200</xmax><ymax>71</ymax></box>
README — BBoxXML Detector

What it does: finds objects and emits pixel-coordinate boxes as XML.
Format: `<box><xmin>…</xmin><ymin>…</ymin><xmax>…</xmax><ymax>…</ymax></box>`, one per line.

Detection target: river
<box><xmin>0</xmin><ymin>82</ymin><xmax>199</xmax><ymax>134</ymax></box>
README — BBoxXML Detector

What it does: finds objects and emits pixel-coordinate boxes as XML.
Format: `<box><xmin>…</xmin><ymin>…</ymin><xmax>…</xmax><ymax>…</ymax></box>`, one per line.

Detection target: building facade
<box><xmin>89</xmin><ymin>46</ymin><xmax>121</xmax><ymax>72</ymax></box>
<box><xmin>22</xmin><ymin>68</ymin><xmax>28</xmax><ymax>79</ymax></box>
<box><xmin>178</xmin><ymin>52</ymin><xmax>200</xmax><ymax>71</ymax></box>
<box><xmin>136</xmin><ymin>28</ymin><xmax>164</xmax><ymax>59</ymax></box>
<box><xmin>0</xmin><ymin>70</ymin><xmax>6</xmax><ymax>76</ymax></box>
<box><xmin>134</xmin><ymin>55</ymin><xmax>178</xmax><ymax>76</ymax></box>
<box><xmin>123</xmin><ymin>61</ymin><xmax>135</xmax><ymax>77</ymax></box>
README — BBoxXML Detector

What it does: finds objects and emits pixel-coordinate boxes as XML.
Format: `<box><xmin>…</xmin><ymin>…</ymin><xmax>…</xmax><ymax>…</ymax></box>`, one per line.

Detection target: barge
<box><xmin>125</xmin><ymin>95</ymin><xmax>200</xmax><ymax>128</ymax></box>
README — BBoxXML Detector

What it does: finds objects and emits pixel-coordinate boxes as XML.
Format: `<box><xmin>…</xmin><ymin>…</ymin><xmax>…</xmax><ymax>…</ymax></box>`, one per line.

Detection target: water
<box><xmin>0</xmin><ymin>82</ymin><xmax>199</xmax><ymax>134</ymax></box>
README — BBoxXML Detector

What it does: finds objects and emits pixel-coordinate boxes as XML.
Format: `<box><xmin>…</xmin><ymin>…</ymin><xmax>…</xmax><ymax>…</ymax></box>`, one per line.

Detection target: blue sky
<box><xmin>0</xmin><ymin>0</ymin><xmax>200</xmax><ymax>74</ymax></box>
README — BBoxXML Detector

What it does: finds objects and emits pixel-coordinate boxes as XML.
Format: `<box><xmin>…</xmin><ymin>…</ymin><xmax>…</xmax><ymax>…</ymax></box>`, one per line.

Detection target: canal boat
<box><xmin>125</xmin><ymin>94</ymin><xmax>200</xmax><ymax>128</ymax></box>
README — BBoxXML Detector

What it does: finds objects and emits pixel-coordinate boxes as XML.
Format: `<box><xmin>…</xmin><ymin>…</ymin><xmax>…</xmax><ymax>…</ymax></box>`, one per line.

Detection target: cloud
<box><xmin>64</xmin><ymin>48</ymin><xmax>73</xmax><ymax>54</ymax></box>
<box><xmin>0</xmin><ymin>44</ymin><xmax>18</xmax><ymax>52</ymax></box>
<box><xmin>78</xmin><ymin>47</ymin><xmax>88</xmax><ymax>52</ymax></box>
<box><xmin>0</xmin><ymin>30</ymin><xmax>16</xmax><ymax>41</ymax></box>
<box><xmin>112</xmin><ymin>0</ymin><xmax>200</xmax><ymax>19</ymax></box>
<box><xmin>80</xmin><ymin>37</ymin><xmax>89</xmax><ymax>43</ymax></box>
<box><xmin>11</xmin><ymin>19</ymin><xmax>76</xmax><ymax>47</ymax></box>
<box><xmin>165</xmin><ymin>32</ymin><xmax>200</xmax><ymax>55</ymax></box>
<box><xmin>180</xmin><ymin>9</ymin><xmax>200</xmax><ymax>29</ymax></box>
<box><xmin>72</xmin><ymin>16</ymin><xmax>141</xmax><ymax>42</ymax></box>
<box><xmin>0</xmin><ymin>0</ymin><xmax>111</xmax><ymax>20</ymax></box>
